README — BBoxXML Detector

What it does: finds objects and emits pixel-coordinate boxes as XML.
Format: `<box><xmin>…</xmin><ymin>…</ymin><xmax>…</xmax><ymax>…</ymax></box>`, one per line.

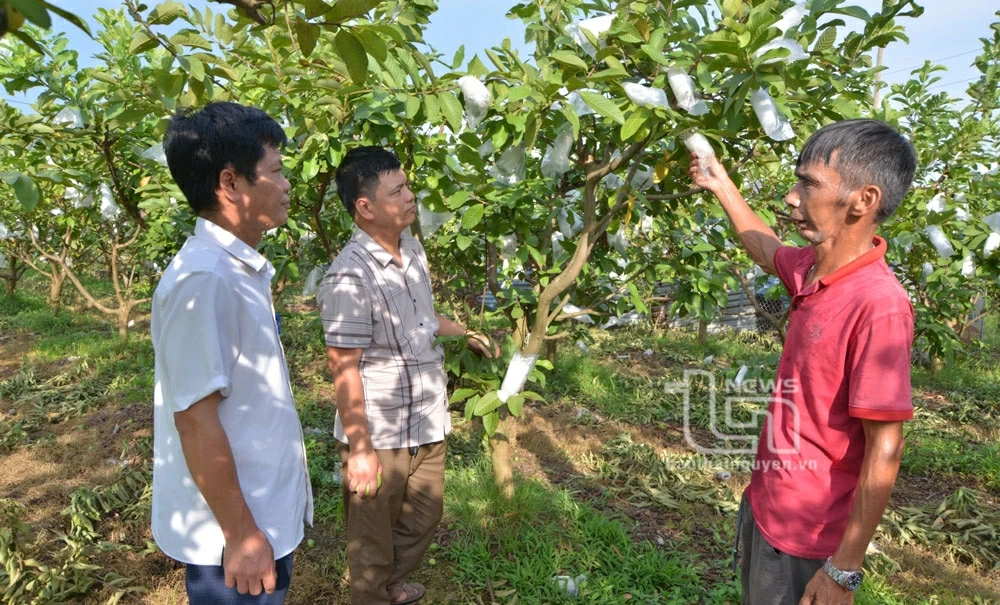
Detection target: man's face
<box><xmin>785</xmin><ymin>158</ymin><xmax>855</xmax><ymax>245</ymax></box>
<box><xmin>366</xmin><ymin>168</ymin><xmax>416</xmax><ymax>232</ymax></box>
<box><xmin>236</xmin><ymin>145</ymin><xmax>291</xmax><ymax>233</ymax></box>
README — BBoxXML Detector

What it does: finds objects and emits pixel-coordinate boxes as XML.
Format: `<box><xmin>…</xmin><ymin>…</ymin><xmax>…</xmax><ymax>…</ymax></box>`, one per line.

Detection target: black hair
<box><xmin>797</xmin><ymin>119</ymin><xmax>917</xmax><ymax>223</ymax></box>
<box><xmin>334</xmin><ymin>146</ymin><xmax>402</xmax><ymax>218</ymax></box>
<box><xmin>163</xmin><ymin>102</ymin><xmax>287</xmax><ymax>214</ymax></box>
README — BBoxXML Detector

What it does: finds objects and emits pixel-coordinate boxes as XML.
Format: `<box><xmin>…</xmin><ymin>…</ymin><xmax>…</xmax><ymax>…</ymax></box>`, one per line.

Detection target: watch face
<box><xmin>845</xmin><ymin>571</ymin><xmax>863</xmax><ymax>591</ymax></box>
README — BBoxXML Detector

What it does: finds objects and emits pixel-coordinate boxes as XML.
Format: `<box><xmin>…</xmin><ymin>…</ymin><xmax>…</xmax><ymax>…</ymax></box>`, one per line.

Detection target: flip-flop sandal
<box><xmin>390</xmin><ymin>582</ymin><xmax>426</xmax><ymax>605</ymax></box>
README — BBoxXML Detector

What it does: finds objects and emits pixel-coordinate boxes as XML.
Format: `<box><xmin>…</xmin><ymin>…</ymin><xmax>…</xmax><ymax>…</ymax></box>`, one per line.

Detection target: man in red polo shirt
<box><xmin>689</xmin><ymin>119</ymin><xmax>917</xmax><ymax>604</ymax></box>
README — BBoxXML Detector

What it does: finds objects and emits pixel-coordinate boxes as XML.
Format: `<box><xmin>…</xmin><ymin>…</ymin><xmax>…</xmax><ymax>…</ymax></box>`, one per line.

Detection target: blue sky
<box><xmin>4</xmin><ymin>0</ymin><xmax>997</xmax><ymax>105</ymax></box>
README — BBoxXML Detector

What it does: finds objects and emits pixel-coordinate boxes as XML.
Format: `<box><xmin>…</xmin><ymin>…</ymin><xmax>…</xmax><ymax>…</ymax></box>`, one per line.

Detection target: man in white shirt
<box><xmin>151</xmin><ymin>102</ymin><xmax>313</xmax><ymax>604</ymax></box>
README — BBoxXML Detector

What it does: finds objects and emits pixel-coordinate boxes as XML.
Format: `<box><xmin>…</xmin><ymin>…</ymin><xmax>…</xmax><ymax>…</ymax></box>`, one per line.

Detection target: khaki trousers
<box><xmin>338</xmin><ymin>440</ymin><xmax>445</xmax><ymax>605</ymax></box>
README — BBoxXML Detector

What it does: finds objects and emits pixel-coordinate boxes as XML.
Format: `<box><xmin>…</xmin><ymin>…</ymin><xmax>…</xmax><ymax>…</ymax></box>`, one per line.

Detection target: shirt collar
<box><xmin>195</xmin><ymin>217</ymin><xmax>273</xmax><ymax>279</ymax></box>
<box><xmin>817</xmin><ymin>235</ymin><xmax>887</xmax><ymax>288</ymax></box>
<box><xmin>352</xmin><ymin>227</ymin><xmax>415</xmax><ymax>269</ymax></box>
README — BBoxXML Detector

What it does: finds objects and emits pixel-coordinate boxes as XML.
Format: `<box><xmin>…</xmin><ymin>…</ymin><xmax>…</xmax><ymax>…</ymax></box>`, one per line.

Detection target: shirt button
<box><xmin>419</xmin><ymin>322</ymin><xmax>424</xmax><ymax>326</ymax></box>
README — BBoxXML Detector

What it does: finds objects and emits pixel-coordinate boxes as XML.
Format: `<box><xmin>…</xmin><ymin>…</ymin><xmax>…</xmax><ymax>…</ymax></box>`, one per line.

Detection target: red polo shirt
<box><xmin>747</xmin><ymin>236</ymin><xmax>914</xmax><ymax>560</ymax></box>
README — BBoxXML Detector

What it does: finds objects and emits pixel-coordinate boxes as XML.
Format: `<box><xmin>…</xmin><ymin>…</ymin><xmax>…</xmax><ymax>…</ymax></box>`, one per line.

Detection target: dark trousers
<box><xmin>186</xmin><ymin>551</ymin><xmax>294</xmax><ymax>605</ymax></box>
<box><xmin>739</xmin><ymin>495</ymin><xmax>825</xmax><ymax>604</ymax></box>
<box><xmin>339</xmin><ymin>440</ymin><xmax>445</xmax><ymax>605</ymax></box>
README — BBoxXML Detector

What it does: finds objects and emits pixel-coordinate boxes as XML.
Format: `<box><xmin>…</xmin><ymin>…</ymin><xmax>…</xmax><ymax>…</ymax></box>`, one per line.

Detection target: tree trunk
<box><xmin>117</xmin><ymin>303</ymin><xmax>134</xmax><ymax>343</ymax></box>
<box><xmin>697</xmin><ymin>319</ymin><xmax>708</xmax><ymax>345</ymax></box>
<box><xmin>489</xmin><ymin>419</ymin><xmax>515</xmax><ymax>500</ymax></box>
<box><xmin>48</xmin><ymin>269</ymin><xmax>66</xmax><ymax>314</ymax></box>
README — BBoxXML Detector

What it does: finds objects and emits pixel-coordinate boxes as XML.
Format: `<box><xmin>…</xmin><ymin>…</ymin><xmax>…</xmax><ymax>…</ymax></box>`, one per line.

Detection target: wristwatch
<box><xmin>823</xmin><ymin>557</ymin><xmax>863</xmax><ymax>591</ymax></box>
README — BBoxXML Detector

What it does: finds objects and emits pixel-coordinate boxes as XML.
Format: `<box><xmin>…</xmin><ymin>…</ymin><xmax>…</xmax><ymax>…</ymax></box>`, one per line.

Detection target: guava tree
<box><xmin>418</xmin><ymin>0</ymin><xmax>924</xmax><ymax>496</ymax></box>
<box><xmin>879</xmin><ymin>18</ymin><xmax>1000</xmax><ymax>365</ymax></box>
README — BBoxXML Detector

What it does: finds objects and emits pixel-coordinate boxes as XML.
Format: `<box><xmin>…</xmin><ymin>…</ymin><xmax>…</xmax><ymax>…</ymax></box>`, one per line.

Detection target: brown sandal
<box><xmin>390</xmin><ymin>582</ymin><xmax>426</xmax><ymax>605</ymax></box>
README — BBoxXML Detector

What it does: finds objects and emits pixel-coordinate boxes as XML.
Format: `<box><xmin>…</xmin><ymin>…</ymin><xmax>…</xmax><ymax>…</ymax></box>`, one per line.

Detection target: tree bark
<box><xmin>490</xmin><ymin>420</ymin><xmax>514</xmax><ymax>500</ymax></box>
<box><xmin>48</xmin><ymin>265</ymin><xmax>66</xmax><ymax>314</ymax></box>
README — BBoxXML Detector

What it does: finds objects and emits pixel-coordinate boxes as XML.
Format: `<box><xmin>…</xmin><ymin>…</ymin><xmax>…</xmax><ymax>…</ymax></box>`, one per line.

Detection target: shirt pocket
<box><xmin>373</xmin><ymin>281</ymin><xmax>417</xmax><ymax>350</ymax></box>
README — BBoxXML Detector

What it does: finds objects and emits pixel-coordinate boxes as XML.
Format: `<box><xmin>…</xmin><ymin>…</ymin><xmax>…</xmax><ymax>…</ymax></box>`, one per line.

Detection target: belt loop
<box><xmin>408</xmin><ymin>445</ymin><xmax>419</xmax><ymax>457</ymax></box>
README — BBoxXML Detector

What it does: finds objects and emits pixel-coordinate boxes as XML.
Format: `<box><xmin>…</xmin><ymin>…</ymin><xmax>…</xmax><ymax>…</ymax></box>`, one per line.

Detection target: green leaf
<box><xmin>149</xmin><ymin>1</ymin><xmax>188</xmax><ymax>25</ymax></box>
<box><xmin>8</xmin><ymin>174</ymin><xmax>40</xmax><ymax>211</ymax></box>
<box><xmin>620</xmin><ymin>112</ymin><xmax>646</xmax><ymax>140</ymax></box>
<box><xmin>45</xmin><ymin>3</ymin><xmax>91</xmax><ymax>35</ymax></box>
<box><xmin>180</xmin><ymin>56</ymin><xmax>205</xmax><ymax>81</ymax></box>
<box><xmin>720</xmin><ymin>0</ymin><xmax>742</xmax><ymax>19</ymax></box>
<box><xmin>506</xmin><ymin>394</ymin><xmax>524</xmax><ymax>417</ymax></box>
<box><xmin>356</xmin><ymin>27</ymin><xmax>387</xmax><ymax>63</ymax></box>
<box><xmin>456</xmin><ymin>234</ymin><xmax>472</xmax><ymax>250</ymax></box>
<box><xmin>464</xmin><ymin>397</ymin><xmax>478</xmax><ymax>421</ymax></box>
<box><xmin>294</xmin><ymin>19</ymin><xmax>321</xmax><ymax>57</ymax></box>
<box><xmin>446</xmin><ymin>190</ymin><xmax>470</xmax><ymax>210</ymax></box>
<box><xmin>300</xmin><ymin>0</ymin><xmax>334</xmax><ymax>19</ymax></box>
<box><xmin>423</xmin><ymin>93</ymin><xmax>440</xmax><ymax>124</ymax></box>
<box><xmin>8</xmin><ymin>0</ymin><xmax>50</xmax><ymax>28</ymax></box>
<box><xmin>328</xmin><ymin>0</ymin><xmax>381</xmax><ymax>22</ymax></box>
<box><xmin>335</xmin><ymin>29</ymin><xmax>369</xmax><ymax>84</ymax></box>
<box><xmin>551</xmin><ymin>50</ymin><xmax>588</xmax><ymax>71</ymax></box>
<box><xmin>449</xmin><ymin>388</ymin><xmax>479</xmax><ymax>404</ymax></box>
<box><xmin>577</xmin><ymin>90</ymin><xmax>625</xmax><ymax>125</ymax></box>
<box><xmin>559</xmin><ymin>104</ymin><xmax>580</xmax><ymax>139</ymax></box>
<box><xmin>461</xmin><ymin>204</ymin><xmax>484</xmax><ymax>230</ymax></box>
<box><xmin>482</xmin><ymin>410</ymin><xmax>499</xmax><ymax>436</ymax></box>
<box><xmin>8</xmin><ymin>29</ymin><xmax>46</xmax><ymax>54</ymax></box>
<box><xmin>129</xmin><ymin>30</ymin><xmax>159</xmax><ymax>55</ymax></box>
<box><xmin>830</xmin><ymin>6</ymin><xmax>870</xmax><ymax>21</ymax></box>
<box><xmin>438</xmin><ymin>91</ymin><xmax>464</xmax><ymax>133</ymax></box>
<box><xmin>474</xmin><ymin>391</ymin><xmax>502</xmax><ymax>416</ymax></box>
<box><xmin>451</xmin><ymin>45</ymin><xmax>465</xmax><ymax>70</ymax></box>
<box><xmin>814</xmin><ymin>27</ymin><xmax>837</xmax><ymax>54</ymax></box>
<box><xmin>170</xmin><ymin>31</ymin><xmax>213</xmax><ymax>51</ymax></box>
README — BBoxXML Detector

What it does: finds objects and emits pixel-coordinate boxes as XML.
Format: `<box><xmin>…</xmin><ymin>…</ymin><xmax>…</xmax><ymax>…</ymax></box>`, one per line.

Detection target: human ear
<box><xmin>355</xmin><ymin>196</ymin><xmax>376</xmax><ymax>221</ymax></box>
<box><xmin>218</xmin><ymin>166</ymin><xmax>241</xmax><ymax>203</ymax></box>
<box><xmin>851</xmin><ymin>184</ymin><xmax>881</xmax><ymax>218</ymax></box>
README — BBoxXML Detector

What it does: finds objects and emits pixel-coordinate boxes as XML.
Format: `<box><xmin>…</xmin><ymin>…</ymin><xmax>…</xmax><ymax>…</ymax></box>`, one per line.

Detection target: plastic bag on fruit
<box><xmin>566</xmin><ymin>15</ymin><xmax>612</xmax><ymax>57</ymax></box>
<box><xmin>458</xmin><ymin>76</ymin><xmax>491</xmax><ymax>129</ymax></box>
<box><xmin>622</xmin><ymin>82</ymin><xmax>669</xmax><ymax>109</ymax></box>
<box><xmin>750</xmin><ymin>88</ymin><xmax>794</xmax><ymax>141</ymax></box>
<box><xmin>666</xmin><ymin>68</ymin><xmax>709</xmax><ymax>115</ymax></box>
<box><xmin>541</xmin><ymin>126</ymin><xmax>574</xmax><ymax>178</ymax></box>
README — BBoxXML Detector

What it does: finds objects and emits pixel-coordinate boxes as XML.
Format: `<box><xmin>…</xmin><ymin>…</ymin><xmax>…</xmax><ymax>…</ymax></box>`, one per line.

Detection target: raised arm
<box><xmin>689</xmin><ymin>153</ymin><xmax>782</xmax><ymax>275</ymax></box>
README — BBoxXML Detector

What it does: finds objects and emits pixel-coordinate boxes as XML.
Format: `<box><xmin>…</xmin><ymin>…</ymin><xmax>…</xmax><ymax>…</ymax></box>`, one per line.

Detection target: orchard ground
<box><xmin>1</xmin><ymin>274</ymin><xmax>999</xmax><ymax>604</ymax></box>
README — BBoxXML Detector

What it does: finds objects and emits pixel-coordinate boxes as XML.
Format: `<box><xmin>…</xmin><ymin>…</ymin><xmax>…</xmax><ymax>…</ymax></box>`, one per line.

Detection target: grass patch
<box><xmin>902</xmin><ymin>429</ymin><xmax>1000</xmax><ymax>493</ymax></box>
<box><xmin>444</xmin><ymin>458</ymin><xmax>727</xmax><ymax>603</ymax></box>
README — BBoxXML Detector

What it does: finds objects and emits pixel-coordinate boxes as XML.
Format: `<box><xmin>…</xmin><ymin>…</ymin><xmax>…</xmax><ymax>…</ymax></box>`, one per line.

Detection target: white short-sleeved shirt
<box><xmin>316</xmin><ymin>229</ymin><xmax>450</xmax><ymax>449</ymax></box>
<box><xmin>151</xmin><ymin>218</ymin><xmax>313</xmax><ymax>566</ymax></box>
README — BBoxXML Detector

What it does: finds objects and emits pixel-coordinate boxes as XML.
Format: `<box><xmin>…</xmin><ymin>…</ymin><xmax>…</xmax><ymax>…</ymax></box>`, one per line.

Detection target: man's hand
<box><xmin>223</xmin><ymin>528</ymin><xmax>277</xmax><ymax>595</ymax></box>
<box><xmin>466</xmin><ymin>331</ymin><xmax>500</xmax><ymax>358</ymax></box>
<box><xmin>688</xmin><ymin>153</ymin><xmax>733</xmax><ymax>195</ymax></box>
<box><xmin>799</xmin><ymin>568</ymin><xmax>855</xmax><ymax>605</ymax></box>
<box><xmin>346</xmin><ymin>449</ymin><xmax>383</xmax><ymax>498</ymax></box>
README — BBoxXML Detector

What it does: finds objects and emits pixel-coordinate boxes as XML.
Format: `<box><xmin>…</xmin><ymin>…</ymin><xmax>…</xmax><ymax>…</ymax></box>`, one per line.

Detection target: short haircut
<box><xmin>163</xmin><ymin>102</ymin><xmax>287</xmax><ymax>214</ymax></box>
<box><xmin>797</xmin><ymin>119</ymin><xmax>917</xmax><ymax>223</ymax></box>
<box><xmin>335</xmin><ymin>146</ymin><xmax>402</xmax><ymax>218</ymax></box>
